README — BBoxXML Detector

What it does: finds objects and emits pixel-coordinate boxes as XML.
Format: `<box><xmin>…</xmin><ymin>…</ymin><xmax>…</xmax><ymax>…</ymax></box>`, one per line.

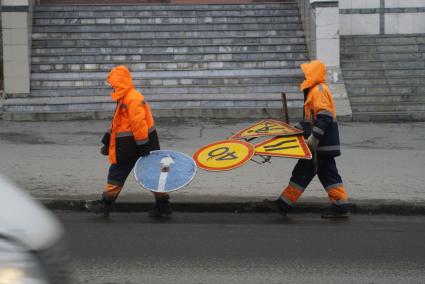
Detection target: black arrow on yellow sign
<box><xmin>263</xmin><ymin>139</ymin><xmax>298</xmax><ymax>152</ymax></box>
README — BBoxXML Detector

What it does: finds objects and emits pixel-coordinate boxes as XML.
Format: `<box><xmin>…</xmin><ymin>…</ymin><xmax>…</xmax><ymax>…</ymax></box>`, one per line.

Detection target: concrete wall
<box><xmin>340</xmin><ymin>0</ymin><xmax>425</xmax><ymax>35</ymax></box>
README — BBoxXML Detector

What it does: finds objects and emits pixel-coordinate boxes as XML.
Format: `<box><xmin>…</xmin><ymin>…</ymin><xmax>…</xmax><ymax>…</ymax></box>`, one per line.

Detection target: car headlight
<box><xmin>0</xmin><ymin>237</ymin><xmax>49</xmax><ymax>284</ymax></box>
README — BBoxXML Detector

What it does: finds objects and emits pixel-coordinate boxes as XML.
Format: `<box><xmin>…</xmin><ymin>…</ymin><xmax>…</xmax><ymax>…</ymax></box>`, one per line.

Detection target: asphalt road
<box><xmin>57</xmin><ymin>211</ymin><xmax>425</xmax><ymax>284</ymax></box>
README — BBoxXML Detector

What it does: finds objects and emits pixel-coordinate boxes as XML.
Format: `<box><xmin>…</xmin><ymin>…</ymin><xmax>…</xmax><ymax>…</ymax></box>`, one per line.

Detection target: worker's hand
<box><xmin>292</xmin><ymin>122</ymin><xmax>303</xmax><ymax>130</ymax></box>
<box><xmin>306</xmin><ymin>135</ymin><xmax>319</xmax><ymax>152</ymax></box>
<box><xmin>140</xmin><ymin>151</ymin><xmax>150</xmax><ymax>157</ymax></box>
<box><xmin>100</xmin><ymin>145</ymin><xmax>109</xmax><ymax>156</ymax></box>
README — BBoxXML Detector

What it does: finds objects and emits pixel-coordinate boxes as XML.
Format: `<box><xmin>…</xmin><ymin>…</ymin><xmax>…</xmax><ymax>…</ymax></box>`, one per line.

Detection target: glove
<box><xmin>306</xmin><ymin>135</ymin><xmax>319</xmax><ymax>152</ymax></box>
<box><xmin>292</xmin><ymin>122</ymin><xmax>303</xmax><ymax>130</ymax></box>
<box><xmin>100</xmin><ymin>145</ymin><xmax>109</xmax><ymax>156</ymax></box>
<box><xmin>140</xmin><ymin>151</ymin><xmax>150</xmax><ymax>157</ymax></box>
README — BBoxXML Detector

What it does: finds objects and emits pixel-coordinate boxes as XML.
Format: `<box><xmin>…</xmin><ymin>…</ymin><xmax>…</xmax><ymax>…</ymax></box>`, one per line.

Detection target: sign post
<box><xmin>281</xmin><ymin>92</ymin><xmax>289</xmax><ymax>124</ymax></box>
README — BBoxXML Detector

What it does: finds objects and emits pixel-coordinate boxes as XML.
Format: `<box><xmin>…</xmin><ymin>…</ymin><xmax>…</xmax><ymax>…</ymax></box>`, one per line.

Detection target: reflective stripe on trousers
<box><xmin>103</xmin><ymin>184</ymin><xmax>123</xmax><ymax>201</ymax></box>
<box><xmin>280</xmin><ymin>157</ymin><xmax>349</xmax><ymax>208</ymax></box>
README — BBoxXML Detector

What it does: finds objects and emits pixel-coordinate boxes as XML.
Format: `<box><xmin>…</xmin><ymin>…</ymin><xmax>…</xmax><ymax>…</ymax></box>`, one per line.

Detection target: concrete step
<box><xmin>32</xmin><ymin>30</ymin><xmax>306</xmax><ymax>40</ymax></box>
<box><xmin>341</xmin><ymin>34</ymin><xmax>425</xmax><ymax>46</ymax></box>
<box><xmin>31</xmin><ymin>68</ymin><xmax>302</xmax><ymax>80</ymax></box>
<box><xmin>341</xmin><ymin>51</ymin><xmax>425</xmax><ymax>61</ymax></box>
<box><xmin>31</xmin><ymin>60</ymin><xmax>307</xmax><ymax>73</ymax></box>
<box><xmin>32</xmin><ymin>23</ymin><xmax>302</xmax><ymax>33</ymax></box>
<box><xmin>33</xmin><ymin>9</ymin><xmax>300</xmax><ymax>19</ymax></box>
<box><xmin>20</xmin><ymin>2</ymin><xmax>310</xmax><ymax>121</ymax></box>
<box><xmin>34</xmin><ymin>2</ymin><xmax>297</xmax><ymax>9</ymax></box>
<box><xmin>2</xmin><ymin>107</ymin><xmax>302</xmax><ymax>121</ymax></box>
<box><xmin>32</xmin><ymin>36</ymin><xmax>306</xmax><ymax>48</ymax></box>
<box><xmin>346</xmin><ymin>86</ymin><xmax>425</xmax><ymax>97</ymax></box>
<box><xmin>1</xmin><ymin>94</ymin><xmax>303</xmax><ymax>121</ymax></box>
<box><xmin>341</xmin><ymin>34</ymin><xmax>425</xmax><ymax>121</ymax></box>
<box><xmin>33</xmin><ymin>3</ymin><xmax>298</xmax><ymax>13</ymax></box>
<box><xmin>30</xmin><ymin>77</ymin><xmax>302</xmax><ymax>89</ymax></box>
<box><xmin>351</xmin><ymin>102</ymin><xmax>425</xmax><ymax>113</ymax></box>
<box><xmin>33</xmin><ymin>15</ymin><xmax>301</xmax><ymax>25</ymax></box>
<box><xmin>29</xmin><ymin>84</ymin><xmax>301</xmax><ymax>97</ymax></box>
<box><xmin>344</xmin><ymin>76</ymin><xmax>425</xmax><ymax>86</ymax></box>
<box><xmin>352</xmin><ymin>111</ymin><xmax>425</xmax><ymax>122</ymax></box>
<box><xmin>32</xmin><ymin>51</ymin><xmax>309</xmax><ymax>63</ymax></box>
<box><xmin>343</xmin><ymin>68</ymin><xmax>425</xmax><ymax>78</ymax></box>
<box><xmin>350</xmin><ymin>94</ymin><xmax>425</xmax><ymax>104</ymax></box>
<box><xmin>342</xmin><ymin>44</ymin><xmax>425</xmax><ymax>53</ymax></box>
<box><xmin>341</xmin><ymin>60</ymin><xmax>425</xmax><ymax>69</ymax></box>
<box><xmin>3</xmin><ymin>93</ymin><xmax>303</xmax><ymax>106</ymax></box>
<box><xmin>31</xmin><ymin>44</ymin><xmax>307</xmax><ymax>56</ymax></box>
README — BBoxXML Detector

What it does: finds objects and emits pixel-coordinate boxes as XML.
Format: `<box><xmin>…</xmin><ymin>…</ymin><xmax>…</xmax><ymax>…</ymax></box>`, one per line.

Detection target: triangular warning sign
<box><xmin>229</xmin><ymin>119</ymin><xmax>303</xmax><ymax>140</ymax></box>
<box><xmin>254</xmin><ymin>135</ymin><xmax>312</xmax><ymax>160</ymax></box>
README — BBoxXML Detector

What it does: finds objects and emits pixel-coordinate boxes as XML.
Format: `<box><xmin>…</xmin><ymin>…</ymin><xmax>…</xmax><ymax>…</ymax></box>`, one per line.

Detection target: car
<box><xmin>0</xmin><ymin>175</ymin><xmax>69</xmax><ymax>284</ymax></box>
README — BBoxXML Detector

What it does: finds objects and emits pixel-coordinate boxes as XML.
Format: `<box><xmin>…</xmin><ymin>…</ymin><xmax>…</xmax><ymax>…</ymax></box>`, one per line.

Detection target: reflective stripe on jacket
<box><xmin>102</xmin><ymin>66</ymin><xmax>160</xmax><ymax>164</ymax></box>
<box><xmin>298</xmin><ymin>60</ymin><xmax>341</xmax><ymax>157</ymax></box>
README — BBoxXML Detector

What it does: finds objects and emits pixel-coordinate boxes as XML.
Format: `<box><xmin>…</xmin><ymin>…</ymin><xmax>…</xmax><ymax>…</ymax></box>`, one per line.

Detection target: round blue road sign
<box><xmin>134</xmin><ymin>150</ymin><xmax>197</xmax><ymax>193</ymax></box>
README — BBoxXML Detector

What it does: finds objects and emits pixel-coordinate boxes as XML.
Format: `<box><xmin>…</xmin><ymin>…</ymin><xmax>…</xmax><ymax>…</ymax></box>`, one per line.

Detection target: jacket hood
<box><xmin>300</xmin><ymin>60</ymin><xmax>327</xmax><ymax>91</ymax></box>
<box><xmin>107</xmin><ymin>65</ymin><xmax>134</xmax><ymax>100</ymax></box>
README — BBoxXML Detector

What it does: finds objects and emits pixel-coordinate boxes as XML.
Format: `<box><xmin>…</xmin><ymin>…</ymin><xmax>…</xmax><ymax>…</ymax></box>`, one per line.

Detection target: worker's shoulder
<box><xmin>125</xmin><ymin>88</ymin><xmax>145</xmax><ymax>102</ymax></box>
<box><xmin>313</xmin><ymin>83</ymin><xmax>334</xmax><ymax>98</ymax></box>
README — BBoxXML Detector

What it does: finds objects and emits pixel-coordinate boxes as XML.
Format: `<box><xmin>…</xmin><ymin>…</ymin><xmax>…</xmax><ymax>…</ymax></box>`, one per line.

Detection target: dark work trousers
<box><xmin>103</xmin><ymin>161</ymin><xmax>169</xmax><ymax>202</ymax></box>
<box><xmin>107</xmin><ymin>161</ymin><xmax>137</xmax><ymax>186</ymax></box>
<box><xmin>280</xmin><ymin>156</ymin><xmax>350</xmax><ymax>212</ymax></box>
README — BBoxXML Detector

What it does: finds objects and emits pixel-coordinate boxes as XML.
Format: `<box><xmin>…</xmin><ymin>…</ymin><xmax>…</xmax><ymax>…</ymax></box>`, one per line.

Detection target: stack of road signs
<box><xmin>134</xmin><ymin>150</ymin><xmax>197</xmax><ymax>193</ymax></box>
<box><xmin>193</xmin><ymin>119</ymin><xmax>312</xmax><ymax>171</ymax></box>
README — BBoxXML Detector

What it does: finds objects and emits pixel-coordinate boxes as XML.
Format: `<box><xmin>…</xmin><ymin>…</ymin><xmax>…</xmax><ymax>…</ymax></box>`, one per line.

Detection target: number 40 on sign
<box><xmin>192</xmin><ymin>140</ymin><xmax>255</xmax><ymax>171</ymax></box>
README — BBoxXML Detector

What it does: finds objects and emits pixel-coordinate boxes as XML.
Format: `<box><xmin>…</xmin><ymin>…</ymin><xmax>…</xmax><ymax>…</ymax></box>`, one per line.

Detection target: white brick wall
<box><xmin>339</xmin><ymin>0</ymin><xmax>380</xmax><ymax>9</ymax></box>
<box><xmin>386</xmin><ymin>0</ymin><xmax>425</xmax><ymax>8</ymax></box>
<box><xmin>386</xmin><ymin>13</ymin><xmax>425</xmax><ymax>34</ymax></box>
<box><xmin>340</xmin><ymin>0</ymin><xmax>425</xmax><ymax>35</ymax></box>
<box><xmin>340</xmin><ymin>14</ymin><xmax>380</xmax><ymax>35</ymax></box>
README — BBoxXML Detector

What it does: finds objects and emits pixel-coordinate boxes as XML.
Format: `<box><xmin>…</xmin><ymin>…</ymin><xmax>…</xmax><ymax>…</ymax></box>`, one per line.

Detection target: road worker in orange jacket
<box><xmin>85</xmin><ymin>65</ymin><xmax>171</xmax><ymax>218</ymax></box>
<box><xmin>264</xmin><ymin>60</ymin><xmax>350</xmax><ymax>218</ymax></box>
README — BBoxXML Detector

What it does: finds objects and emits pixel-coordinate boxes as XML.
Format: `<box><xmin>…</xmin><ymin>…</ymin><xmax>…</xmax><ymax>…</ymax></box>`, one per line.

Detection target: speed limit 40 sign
<box><xmin>193</xmin><ymin>140</ymin><xmax>255</xmax><ymax>171</ymax></box>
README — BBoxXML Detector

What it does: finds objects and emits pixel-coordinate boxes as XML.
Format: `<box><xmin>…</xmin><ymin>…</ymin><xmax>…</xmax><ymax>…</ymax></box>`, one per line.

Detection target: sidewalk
<box><xmin>0</xmin><ymin>118</ymin><xmax>424</xmax><ymax>214</ymax></box>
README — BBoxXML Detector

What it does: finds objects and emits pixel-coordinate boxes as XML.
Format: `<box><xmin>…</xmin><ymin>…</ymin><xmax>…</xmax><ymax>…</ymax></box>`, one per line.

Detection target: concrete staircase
<box><xmin>341</xmin><ymin>34</ymin><xmax>425</xmax><ymax>122</ymax></box>
<box><xmin>2</xmin><ymin>1</ymin><xmax>309</xmax><ymax>120</ymax></box>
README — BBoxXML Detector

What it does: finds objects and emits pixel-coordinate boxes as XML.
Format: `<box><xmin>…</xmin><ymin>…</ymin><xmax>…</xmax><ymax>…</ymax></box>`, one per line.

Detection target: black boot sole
<box><xmin>263</xmin><ymin>199</ymin><xmax>287</xmax><ymax>216</ymax></box>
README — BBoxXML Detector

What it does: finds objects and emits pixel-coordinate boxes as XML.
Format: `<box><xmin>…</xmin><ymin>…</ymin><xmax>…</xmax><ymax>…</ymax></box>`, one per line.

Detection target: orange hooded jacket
<box><xmin>297</xmin><ymin>60</ymin><xmax>341</xmax><ymax>156</ymax></box>
<box><xmin>300</xmin><ymin>60</ymin><xmax>336</xmax><ymax>120</ymax></box>
<box><xmin>102</xmin><ymin>66</ymin><xmax>159</xmax><ymax>164</ymax></box>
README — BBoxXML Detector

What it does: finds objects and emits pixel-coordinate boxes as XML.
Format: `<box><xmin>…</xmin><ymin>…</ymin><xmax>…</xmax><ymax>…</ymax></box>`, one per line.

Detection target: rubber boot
<box><xmin>149</xmin><ymin>195</ymin><xmax>172</xmax><ymax>218</ymax></box>
<box><xmin>321</xmin><ymin>204</ymin><xmax>350</xmax><ymax>219</ymax></box>
<box><xmin>263</xmin><ymin>199</ymin><xmax>290</xmax><ymax>216</ymax></box>
<box><xmin>85</xmin><ymin>198</ymin><xmax>112</xmax><ymax>218</ymax></box>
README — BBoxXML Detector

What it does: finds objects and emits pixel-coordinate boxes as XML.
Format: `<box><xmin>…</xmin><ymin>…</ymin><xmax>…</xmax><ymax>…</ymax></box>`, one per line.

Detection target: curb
<box><xmin>40</xmin><ymin>199</ymin><xmax>425</xmax><ymax>215</ymax></box>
